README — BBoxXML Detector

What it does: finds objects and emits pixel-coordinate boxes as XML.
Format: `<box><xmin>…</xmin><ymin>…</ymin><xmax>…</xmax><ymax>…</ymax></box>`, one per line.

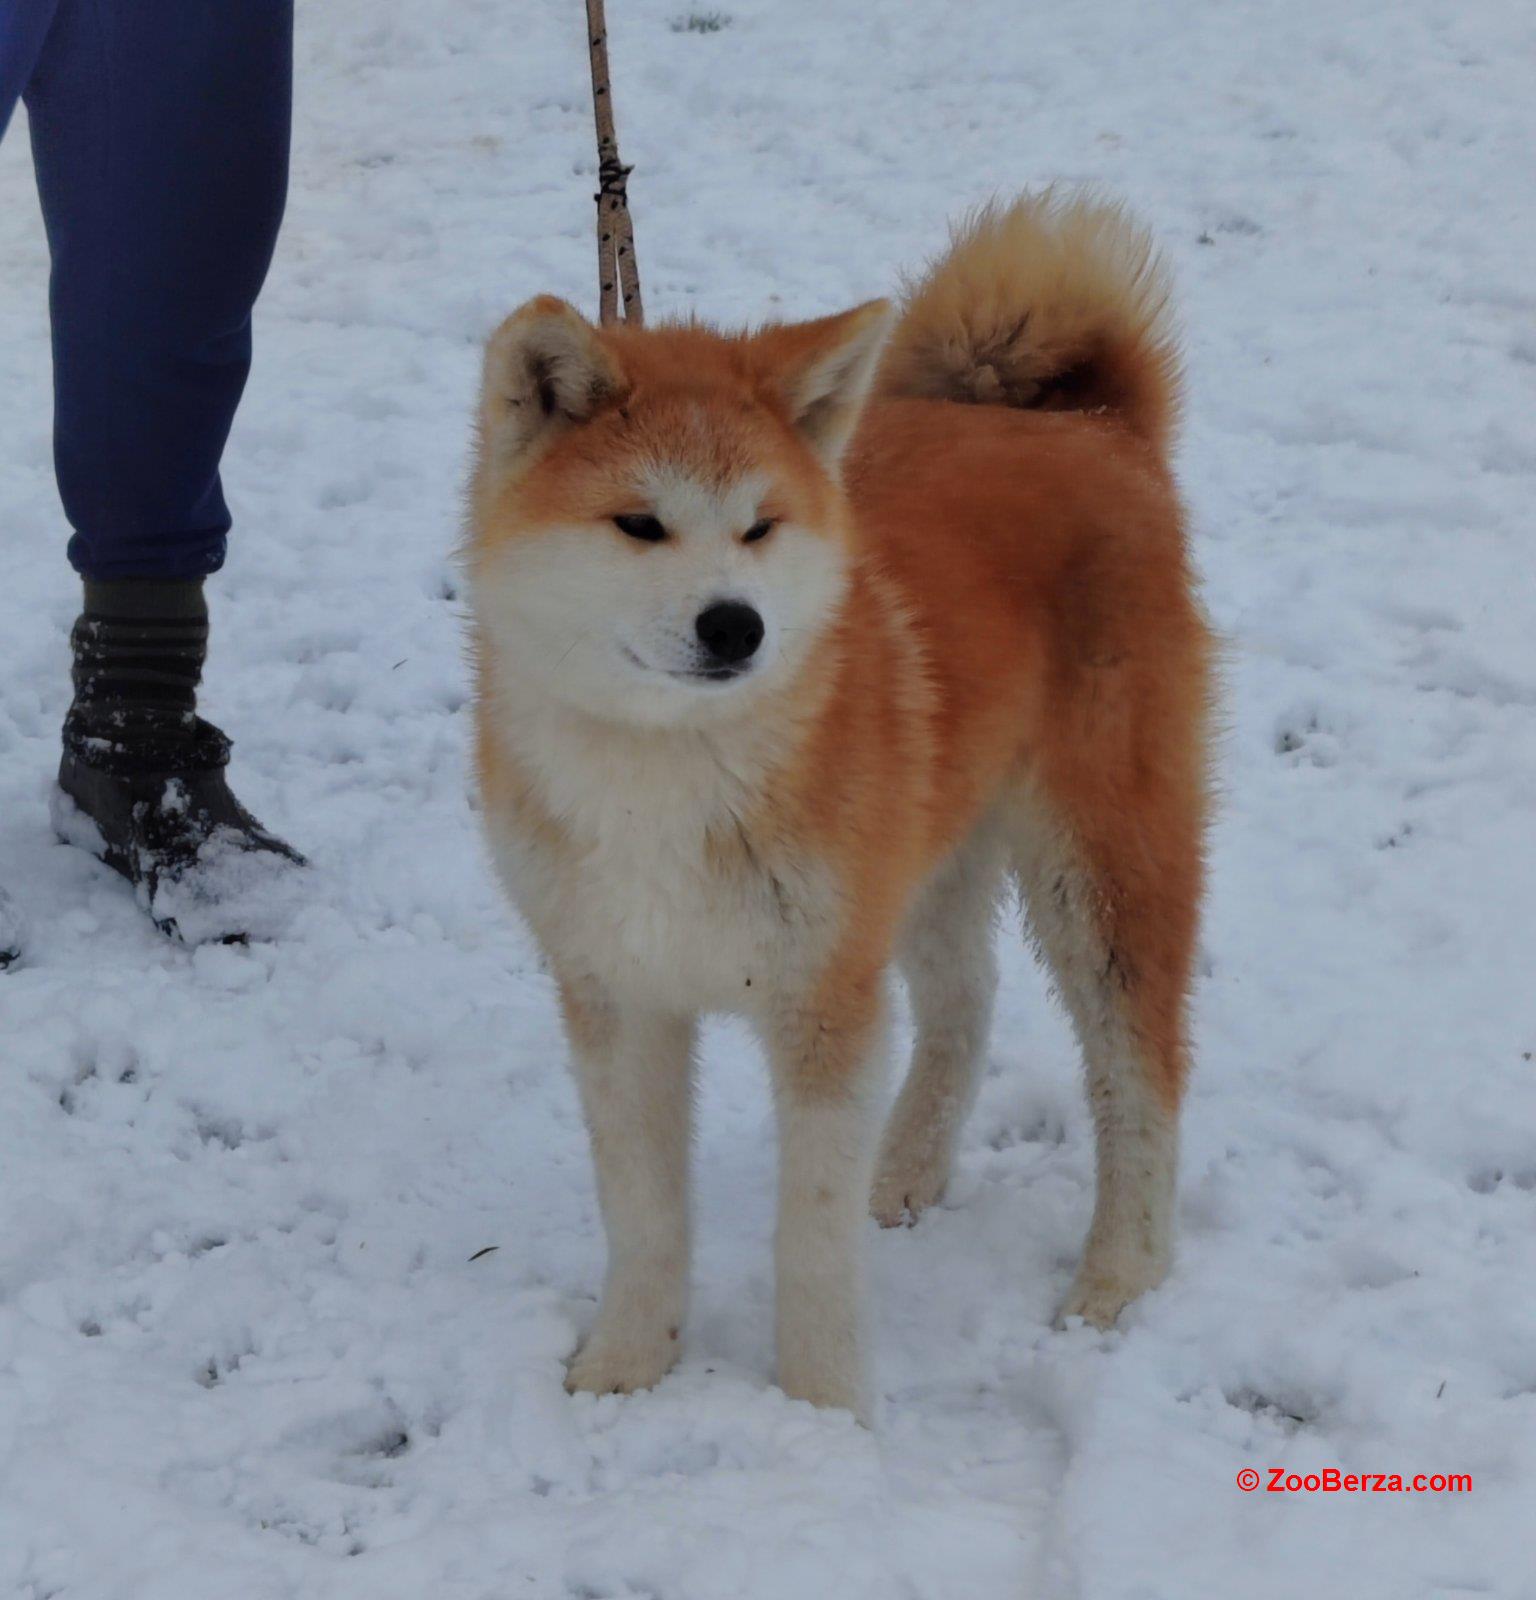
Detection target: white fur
<box><xmin>562</xmin><ymin>990</ymin><xmax>696</xmax><ymax>1397</ymax></box>
<box><xmin>763</xmin><ymin>993</ymin><xmax>890</xmax><ymax>1422</ymax></box>
<box><xmin>481</xmin><ymin>706</ymin><xmax>839</xmax><ymax>1017</ymax></box>
<box><xmin>471</xmin><ymin>457</ymin><xmax>847</xmax><ymax>734</ymax></box>
<box><xmin>872</xmin><ymin>824</ymin><xmax>1006</xmax><ymax>1226</ymax></box>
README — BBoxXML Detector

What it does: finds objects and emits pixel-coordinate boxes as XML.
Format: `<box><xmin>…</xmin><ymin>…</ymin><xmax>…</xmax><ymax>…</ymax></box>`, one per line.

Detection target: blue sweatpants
<box><xmin>0</xmin><ymin>0</ymin><xmax>293</xmax><ymax>580</ymax></box>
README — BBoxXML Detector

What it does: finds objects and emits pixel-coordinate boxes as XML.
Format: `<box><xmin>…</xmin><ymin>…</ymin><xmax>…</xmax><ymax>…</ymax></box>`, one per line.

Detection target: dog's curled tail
<box><xmin>876</xmin><ymin>190</ymin><xmax>1180</xmax><ymax>454</ymax></box>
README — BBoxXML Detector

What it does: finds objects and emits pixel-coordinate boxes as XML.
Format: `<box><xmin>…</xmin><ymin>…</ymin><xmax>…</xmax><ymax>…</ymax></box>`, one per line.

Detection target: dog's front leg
<box><xmin>560</xmin><ymin>975</ymin><xmax>697</xmax><ymax>1397</ymax></box>
<box><xmin>763</xmin><ymin>978</ymin><xmax>889</xmax><ymax>1423</ymax></box>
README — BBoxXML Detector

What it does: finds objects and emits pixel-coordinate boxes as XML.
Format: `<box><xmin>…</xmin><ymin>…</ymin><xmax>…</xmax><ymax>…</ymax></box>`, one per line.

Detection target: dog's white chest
<box><xmin>488</xmin><ymin>728</ymin><xmax>825</xmax><ymax>1013</ymax></box>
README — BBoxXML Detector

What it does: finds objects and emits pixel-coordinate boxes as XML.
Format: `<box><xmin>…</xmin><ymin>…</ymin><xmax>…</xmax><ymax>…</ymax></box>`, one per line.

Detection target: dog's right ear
<box><xmin>478</xmin><ymin>297</ymin><xmax>625</xmax><ymax>465</ymax></box>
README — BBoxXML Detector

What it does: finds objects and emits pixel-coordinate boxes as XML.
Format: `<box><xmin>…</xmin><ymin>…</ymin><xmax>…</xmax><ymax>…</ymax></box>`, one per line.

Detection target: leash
<box><xmin>584</xmin><ymin>0</ymin><xmax>644</xmax><ymax>326</ymax></box>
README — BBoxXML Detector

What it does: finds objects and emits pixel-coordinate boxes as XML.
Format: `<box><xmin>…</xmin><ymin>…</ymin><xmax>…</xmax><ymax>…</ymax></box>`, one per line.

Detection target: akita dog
<box><xmin>467</xmin><ymin>192</ymin><xmax>1212</xmax><ymax>1421</ymax></box>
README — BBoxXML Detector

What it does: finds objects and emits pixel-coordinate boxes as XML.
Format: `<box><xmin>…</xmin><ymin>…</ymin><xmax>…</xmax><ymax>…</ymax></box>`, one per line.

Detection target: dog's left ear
<box><xmin>758</xmin><ymin>300</ymin><xmax>894</xmax><ymax>466</ymax></box>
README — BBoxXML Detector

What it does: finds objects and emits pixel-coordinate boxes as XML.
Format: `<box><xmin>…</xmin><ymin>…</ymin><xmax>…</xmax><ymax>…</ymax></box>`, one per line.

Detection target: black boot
<box><xmin>56</xmin><ymin>578</ymin><xmax>304</xmax><ymax>943</ymax></box>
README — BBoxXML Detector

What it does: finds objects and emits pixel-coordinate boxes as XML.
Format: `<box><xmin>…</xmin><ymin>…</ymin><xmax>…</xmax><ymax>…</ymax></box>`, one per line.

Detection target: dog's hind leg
<box><xmin>1008</xmin><ymin>747</ymin><xmax>1204</xmax><ymax>1329</ymax></box>
<box><xmin>560</xmin><ymin>975</ymin><xmax>697</xmax><ymax>1396</ymax></box>
<box><xmin>871</xmin><ymin>827</ymin><xmax>1004</xmax><ymax>1226</ymax></box>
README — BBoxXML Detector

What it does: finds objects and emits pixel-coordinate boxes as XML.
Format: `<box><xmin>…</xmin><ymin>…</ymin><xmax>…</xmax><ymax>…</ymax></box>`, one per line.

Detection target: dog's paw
<box><xmin>565</xmin><ymin>1319</ymin><xmax>680</xmax><ymax>1397</ymax></box>
<box><xmin>869</xmin><ymin>1135</ymin><xmax>950</xmax><ymax>1228</ymax></box>
<box><xmin>777</xmin><ymin>1359</ymin><xmax>870</xmax><ymax>1425</ymax></box>
<box><xmin>776</xmin><ymin>1304</ymin><xmax>871</xmax><ymax>1424</ymax></box>
<box><xmin>1054</xmin><ymin>1257</ymin><xmax>1166</xmax><ymax>1330</ymax></box>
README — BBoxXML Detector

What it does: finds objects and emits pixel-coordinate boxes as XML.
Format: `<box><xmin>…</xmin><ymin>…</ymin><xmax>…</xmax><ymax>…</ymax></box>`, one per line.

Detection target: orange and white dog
<box><xmin>467</xmin><ymin>192</ymin><xmax>1212</xmax><ymax>1421</ymax></box>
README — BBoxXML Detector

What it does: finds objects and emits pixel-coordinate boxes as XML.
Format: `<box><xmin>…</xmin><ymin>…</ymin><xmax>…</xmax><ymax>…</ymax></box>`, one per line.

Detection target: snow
<box><xmin>2</xmin><ymin>0</ymin><xmax>1534</xmax><ymax>1594</ymax></box>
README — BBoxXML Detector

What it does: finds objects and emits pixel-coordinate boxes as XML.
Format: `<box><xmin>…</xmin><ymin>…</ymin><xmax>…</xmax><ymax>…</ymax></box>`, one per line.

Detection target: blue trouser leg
<box><xmin>6</xmin><ymin>0</ymin><xmax>294</xmax><ymax>580</ymax></box>
<box><xmin>0</xmin><ymin>0</ymin><xmax>60</xmax><ymax>141</ymax></box>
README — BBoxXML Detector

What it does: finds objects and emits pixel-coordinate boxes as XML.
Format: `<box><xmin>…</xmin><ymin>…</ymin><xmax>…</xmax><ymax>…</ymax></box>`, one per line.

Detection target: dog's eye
<box><xmin>743</xmin><ymin>518</ymin><xmax>776</xmax><ymax>544</ymax></box>
<box><xmin>613</xmin><ymin>513</ymin><xmax>668</xmax><ymax>543</ymax></box>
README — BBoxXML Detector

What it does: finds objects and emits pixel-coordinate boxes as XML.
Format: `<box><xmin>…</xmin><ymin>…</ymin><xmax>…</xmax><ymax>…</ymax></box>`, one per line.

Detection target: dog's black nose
<box><xmin>695</xmin><ymin>601</ymin><xmax>764</xmax><ymax>666</ymax></box>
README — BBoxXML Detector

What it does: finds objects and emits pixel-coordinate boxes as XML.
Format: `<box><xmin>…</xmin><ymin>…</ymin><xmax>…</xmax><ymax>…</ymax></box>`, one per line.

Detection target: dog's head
<box><xmin>467</xmin><ymin>296</ymin><xmax>891</xmax><ymax>728</ymax></box>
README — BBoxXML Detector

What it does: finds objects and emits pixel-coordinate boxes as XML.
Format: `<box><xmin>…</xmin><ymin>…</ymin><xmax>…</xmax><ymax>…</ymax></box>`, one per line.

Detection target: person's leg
<box><xmin>22</xmin><ymin>0</ymin><xmax>302</xmax><ymax>941</ymax></box>
<box><xmin>0</xmin><ymin>0</ymin><xmax>61</xmax><ymax>143</ymax></box>
<box><xmin>25</xmin><ymin>0</ymin><xmax>293</xmax><ymax>579</ymax></box>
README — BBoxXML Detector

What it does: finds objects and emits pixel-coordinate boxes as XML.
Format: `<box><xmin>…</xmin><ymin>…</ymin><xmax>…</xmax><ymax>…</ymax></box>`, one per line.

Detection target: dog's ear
<box><xmin>478</xmin><ymin>297</ymin><xmax>625</xmax><ymax>465</ymax></box>
<box><xmin>756</xmin><ymin>300</ymin><xmax>894</xmax><ymax>466</ymax></box>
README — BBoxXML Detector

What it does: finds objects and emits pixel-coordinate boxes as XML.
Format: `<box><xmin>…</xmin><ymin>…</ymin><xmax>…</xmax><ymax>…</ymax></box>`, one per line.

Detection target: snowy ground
<box><xmin>3</xmin><ymin>0</ymin><xmax>1535</xmax><ymax>1595</ymax></box>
